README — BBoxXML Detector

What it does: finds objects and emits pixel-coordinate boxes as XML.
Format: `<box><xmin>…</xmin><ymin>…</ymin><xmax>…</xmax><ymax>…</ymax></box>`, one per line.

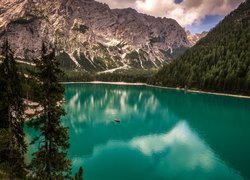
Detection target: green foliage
<box><xmin>61</xmin><ymin>70</ymin><xmax>94</xmax><ymax>82</ymax></box>
<box><xmin>170</xmin><ymin>47</ymin><xmax>188</xmax><ymax>59</ymax></box>
<box><xmin>125</xmin><ymin>51</ymin><xmax>142</xmax><ymax>68</ymax></box>
<box><xmin>72</xmin><ymin>24</ymin><xmax>89</xmax><ymax>34</ymax></box>
<box><xmin>0</xmin><ymin>30</ymin><xmax>6</xmax><ymax>38</ymax></box>
<box><xmin>0</xmin><ymin>39</ymin><xmax>26</xmax><ymax>179</ymax></box>
<box><xmin>96</xmin><ymin>43</ymin><xmax>108</xmax><ymax>52</ymax></box>
<box><xmin>125</xmin><ymin>51</ymin><xmax>139</xmax><ymax>60</ymax></box>
<box><xmin>57</xmin><ymin>52</ymin><xmax>77</xmax><ymax>70</ymax></box>
<box><xmin>11</xmin><ymin>14</ymin><xmax>38</xmax><ymax>24</ymax></box>
<box><xmin>21</xmin><ymin>74</ymin><xmax>39</xmax><ymax>101</ymax></box>
<box><xmin>60</xmin><ymin>69</ymin><xmax>156</xmax><ymax>83</ymax></box>
<box><xmin>149</xmin><ymin>36</ymin><xmax>165</xmax><ymax>44</ymax></box>
<box><xmin>93</xmin><ymin>57</ymin><xmax>107</xmax><ymax>70</ymax></box>
<box><xmin>55</xmin><ymin>28</ymin><xmax>65</xmax><ymax>37</ymax></box>
<box><xmin>28</xmin><ymin>43</ymin><xmax>71</xmax><ymax>179</ymax></box>
<box><xmin>153</xmin><ymin>1</ymin><xmax>250</xmax><ymax>95</ymax></box>
<box><xmin>78</xmin><ymin>25</ymin><xmax>89</xmax><ymax>34</ymax></box>
<box><xmin>0</xmin><ymin>129</ymin><xmax>12</xmax><ymax>179</ymax></box>
<box><xmin>116</xmin><ymin>41</ymin><xmax>126</xmax><ymax>49</ymax></box>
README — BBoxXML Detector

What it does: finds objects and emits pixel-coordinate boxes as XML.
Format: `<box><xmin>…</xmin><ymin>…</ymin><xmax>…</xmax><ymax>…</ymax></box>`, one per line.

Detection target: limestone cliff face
<box><xmin>0</xmin><ymin>0</ymin><xmax>190</xmax><ymax>72</ymax></box>
<box><xmin>186</xmin><ymin>30</ymin><xmax>208</xmax><ymax>46</ymax></box>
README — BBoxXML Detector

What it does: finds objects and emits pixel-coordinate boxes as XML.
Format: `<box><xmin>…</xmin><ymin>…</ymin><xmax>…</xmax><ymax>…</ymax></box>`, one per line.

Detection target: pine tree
<box><xmin>0</xmin><ymin>39</ymin><xmax>26</xmax><ymax>179</ymax></box>
<box><xmin>29</xmin><ymin>43</ymin><xmax>71</xmax><ymax>179</ymax></box>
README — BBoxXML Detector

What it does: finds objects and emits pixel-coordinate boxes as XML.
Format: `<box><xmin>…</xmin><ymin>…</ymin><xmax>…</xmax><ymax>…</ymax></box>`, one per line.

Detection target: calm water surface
<box><xmin>26</xmin><ymin>83</ymin><xmax>250</xmax><ymax>180</ymax></box>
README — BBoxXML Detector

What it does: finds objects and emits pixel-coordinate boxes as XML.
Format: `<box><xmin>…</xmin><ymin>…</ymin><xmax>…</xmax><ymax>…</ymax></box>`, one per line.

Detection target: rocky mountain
<box><xmin>0</xmin><ymin>0</ymin><xmax>190</xmax><ymax>72</ymax></box>
<box><xmin>154</xmin><ymin>0</ymin><xmax>250</xmax><ymax>94</ymax></box>
<box><xmin>186</xmin><ymin>31</ymin><xmax>208</xmax><ymax>46</ymax></box>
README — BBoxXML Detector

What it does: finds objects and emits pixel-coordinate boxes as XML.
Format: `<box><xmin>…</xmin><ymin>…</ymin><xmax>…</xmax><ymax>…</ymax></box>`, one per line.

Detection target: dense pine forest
<box><xmin>17</xmin><ymin>60</ymin><xmax>156</xmax><ymax>83</ymax></box>
<box><xmin>0</xmin><ymin>40</ymin><xmax>27</xmax><ymax>179</ymax></box>
<box><xmin>0</xmin><ymin>40</ymin><xmax>83</xmax><ymax>179</ymax></box>
<box><xmin>61</xmin><ymin>69</ymin><xmax>155</xmax><ymax>83</ymax></box>
<box><xmin>152</xmin><ymin>1</ymin><xmax>250</xmax><ymax>95</ymax></box>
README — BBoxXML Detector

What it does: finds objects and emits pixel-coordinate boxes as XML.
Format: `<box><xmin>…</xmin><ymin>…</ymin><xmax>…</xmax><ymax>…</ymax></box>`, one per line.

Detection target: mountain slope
<box><xmin>0</xmin><ymin>0</ymin><xmax>189</xmax><ymax>72</ymax></box>
<box><xmin>186</xmin><ymin>31</ymin><xmax>208</xmax><ymax>46</ymax></box>
<box><xmin>153</xmin><ymin>0</ymin><xmax>250</xmax><ymax>94</ymax></box>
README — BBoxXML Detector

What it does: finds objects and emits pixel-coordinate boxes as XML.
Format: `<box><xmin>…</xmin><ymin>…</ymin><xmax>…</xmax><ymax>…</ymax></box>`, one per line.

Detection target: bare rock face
<box><xmin>0</xmin><ymin>0</ymin><xmax>190</xmax><ymax>72</ymax></box>
<box><xmin>186</xmin><ymin>30</ymin><xmax>208</xmax><ymax>46</ymax></box>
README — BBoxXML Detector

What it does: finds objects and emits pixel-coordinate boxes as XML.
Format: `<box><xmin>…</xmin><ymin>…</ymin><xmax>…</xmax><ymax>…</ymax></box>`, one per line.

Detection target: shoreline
<box><xmin>61</xmin><ymin>81</ymin><xmax>146</xmax><ymax>86</ymax></box>
<box><xmin>61</xmin><ymin>81</ymin><xmax>250</xmax><ymax>99</ymax></box>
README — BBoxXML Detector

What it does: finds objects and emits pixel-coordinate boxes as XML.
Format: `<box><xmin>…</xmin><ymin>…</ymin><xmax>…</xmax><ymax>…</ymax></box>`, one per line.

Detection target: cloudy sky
<box><xmin>96</xmin><ymin>0</ymin><xmax>245</xmax><ymax>33</ymax></box>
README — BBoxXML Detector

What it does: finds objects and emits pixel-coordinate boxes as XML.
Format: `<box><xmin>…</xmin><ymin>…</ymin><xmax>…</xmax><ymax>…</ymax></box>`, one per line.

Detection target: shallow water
<box><xmin>26</xmin><ymin>83</ymin><xmax>250</xmax><ymax>180</ymax></box>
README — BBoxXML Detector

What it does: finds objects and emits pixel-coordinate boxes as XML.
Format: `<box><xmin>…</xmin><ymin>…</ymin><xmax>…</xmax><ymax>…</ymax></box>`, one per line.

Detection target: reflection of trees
<box><xmin>63</xmin><ymin>84</ymin><xmax>178</xmax><ymax>157</ymax></box>
<box><xmin>63</xmin><ymin>84</ymin><xmax>250</xmax><ymax>179</ymax></box>
<box><xmin>65</xmin><ymin>84</ymin><xmax>162</xmax><ymax>124</ymax></box>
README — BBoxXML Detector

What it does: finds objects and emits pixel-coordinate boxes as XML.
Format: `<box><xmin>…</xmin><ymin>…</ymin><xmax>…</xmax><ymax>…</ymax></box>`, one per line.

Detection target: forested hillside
<box><xmin>153</xmin><ymin>0</ymin><xmax>250</xmax><ymax>95</ymax></box>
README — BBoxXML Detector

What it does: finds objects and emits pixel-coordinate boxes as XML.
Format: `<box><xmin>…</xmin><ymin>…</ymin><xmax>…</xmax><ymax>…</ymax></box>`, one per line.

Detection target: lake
<box><xmin>26</xmin><ymin>83</ymin><xmax>250</xmax><ymax>180</ymax></box>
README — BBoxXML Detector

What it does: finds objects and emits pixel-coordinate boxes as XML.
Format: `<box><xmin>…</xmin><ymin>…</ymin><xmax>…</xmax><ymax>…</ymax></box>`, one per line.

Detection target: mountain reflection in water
<box><xmin>26</xmin><ymin>83</ymin><xmax>250</xmax><ymax>180</ymax></box>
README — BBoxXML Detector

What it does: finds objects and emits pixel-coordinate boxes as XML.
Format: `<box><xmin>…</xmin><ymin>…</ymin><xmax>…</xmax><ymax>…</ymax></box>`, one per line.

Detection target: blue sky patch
<box><xmin>174</xmin><ymin>0</ymin><xmax>183</xmax><ymax>4</ymax></box>
<box><xmin>186</xmin><ymin>15</ymin><xmax>224</xmax><ymax>33</ymax></box>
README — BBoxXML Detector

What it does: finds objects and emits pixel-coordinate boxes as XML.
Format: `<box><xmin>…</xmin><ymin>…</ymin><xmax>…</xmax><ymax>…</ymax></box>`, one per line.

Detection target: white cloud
<box><xmin>96</xmin><ymin>0</ymin><xmax>244</xmax><ymax>27</ymax></box>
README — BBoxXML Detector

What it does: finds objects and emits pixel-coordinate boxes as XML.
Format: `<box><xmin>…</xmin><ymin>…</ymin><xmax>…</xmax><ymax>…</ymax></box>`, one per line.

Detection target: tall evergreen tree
<box><xmin>0</xmin><ymin>39</ymin><xmax>26</xmax><ymax>179</ymax></box>
<box><xmin>29</xmin><ymin>43</ymin><xmax>71</xmax><ymax>179</ymax></box>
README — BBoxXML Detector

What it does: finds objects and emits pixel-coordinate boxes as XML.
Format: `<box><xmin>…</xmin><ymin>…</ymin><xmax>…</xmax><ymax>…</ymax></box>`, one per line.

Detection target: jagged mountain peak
<box><xmin>155</xmin><ymin>0</ymin><xmax>250</xmax><ymax>94</ymax></box>
<box><xmin>0</xmin><ymin>0</ymin><xmax>190</xmax><ymax>72</ymax></box>
<box><xmin>186</xmin><ymin>30</ymin><xmax>208</xmax><ymax>46</ymax></box>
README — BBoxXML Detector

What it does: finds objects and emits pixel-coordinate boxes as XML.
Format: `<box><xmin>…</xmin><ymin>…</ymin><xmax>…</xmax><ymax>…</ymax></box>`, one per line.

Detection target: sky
<box><xmin>96</xmin><ymin>0</ymin><xmax>245</xmax><ymax>33</ymax></box>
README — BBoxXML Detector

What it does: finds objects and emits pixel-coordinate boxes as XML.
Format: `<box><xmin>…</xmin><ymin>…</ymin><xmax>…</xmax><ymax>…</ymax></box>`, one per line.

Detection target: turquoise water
<box><xmin>26</xmin><ymin>83</ymin><xmax>250</xmax><ymax>180</ymax></box>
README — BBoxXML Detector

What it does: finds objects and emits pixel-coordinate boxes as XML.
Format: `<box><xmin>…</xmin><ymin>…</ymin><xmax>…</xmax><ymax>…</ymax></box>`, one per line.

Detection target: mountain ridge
<box><xmin>0</xmin><ymin>0</ymin><xmax>191</xmax><ymax>72</ymax></box>
<box><xmin>186</xmin><ymin>30</ymin><xmax>208</xmax><ymax>46</ymax></box>
<box><xmin>153</xmin><ymin>0</ymin><xmax>250</xmax><ymax>95</ymax></box>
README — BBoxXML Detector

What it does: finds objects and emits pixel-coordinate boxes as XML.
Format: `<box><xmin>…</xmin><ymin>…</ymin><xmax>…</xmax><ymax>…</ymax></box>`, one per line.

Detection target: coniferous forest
<box><xmin>0</xmin><ymin>40</ymin><xmax>82</xmax><ymax>179</ymax></box>
<box><xmin>0</xmin><ymin>40</ymin><xmax>26</xmax><ymax>179</ymax></box>
<box><xmin>152</xmin><ymin>1</ymin><xmax>250</xmax><ymax>95</ymax></box>
<box><xmin>0</xmin><ymin>0</ymin><xmax>250</xmax><ymax>179</ymax></box>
